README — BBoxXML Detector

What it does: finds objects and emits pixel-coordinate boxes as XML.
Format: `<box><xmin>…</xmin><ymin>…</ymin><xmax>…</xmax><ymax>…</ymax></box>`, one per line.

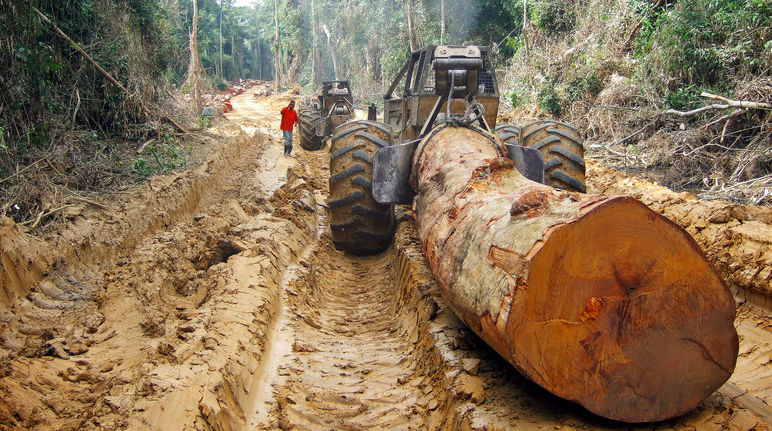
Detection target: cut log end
<box><xmin>513</xmin><ymin>196</ymin><xmax>738</xmax><ymax>422</ymax></box>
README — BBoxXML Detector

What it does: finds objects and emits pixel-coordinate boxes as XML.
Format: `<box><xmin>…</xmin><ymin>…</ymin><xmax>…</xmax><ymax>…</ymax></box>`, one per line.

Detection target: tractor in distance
<box><xmin>297</xmin><ymin>80</ymin><xmax>356</xmax><ymax>151</ymax></box>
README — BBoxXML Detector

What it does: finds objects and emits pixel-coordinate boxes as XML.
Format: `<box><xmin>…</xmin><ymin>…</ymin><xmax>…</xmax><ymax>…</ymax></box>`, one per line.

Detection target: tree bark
<box><xmin>273</xmin><ymin>0</ymin><xmax>281</xmax><ymax>86</ymax></box>
<box><xmin>406</xmin><ymin>0</ymin><xmax>417</xmax><ymax>52</ymax></box>
<box><xmin>522</xmin><ymin>0</ymin><xmax>530</xmax><ymax>66</ymax></box>
<box><xmin>190</xmin><ymin>0</ymin><xmax>202</xmax><ymax>114</ymax></box>
<box><xmin>219</xmin><ymin>0</ymin><xmax>223</xmax><ymax>79</ymax></box>
<box><xmin>440</xmin><ymin>0</ymin><xmax>445</xmax><ymax>45</ymax></box>
<box><xmin>322</xmin><ymin>24</ymin><xmax>340</xmax><ymax>80</ymax></box>
<box><xmin>311</xmin><ymin>0</ymin><xmax>319</xmax><ymax>86</ymax></box>
<box><xmin>412</xmin><ymin>125</ymin><xmax>739</xmax><ymax>422</ymax></box>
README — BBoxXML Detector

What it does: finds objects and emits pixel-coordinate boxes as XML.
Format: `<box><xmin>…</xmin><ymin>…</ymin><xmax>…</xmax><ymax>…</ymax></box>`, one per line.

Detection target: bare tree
<box><xmin>187</xmin><ymin>0</ymin><xmax>205</xmax><ymax>114</ymax></box>
<box><xmin>440</xmin><ymin>0</ymin><xmax>445</xmax><ymax>45</ymax></box>
<box><xmin>273</xmin><ymin>0</ymin><xmax>282</xmax><ymax>85</ymax></box>
<box><xmin>406</xmin><ymin>0</ymin><xmax>417</xmax><ymax>52</ymax></box>
<box><xmin>322</xmin><ymin>24</ymin><xmax>340</xmax><ymax>80</ymax></box>
<box><xmin>311</xmin><ymin>0</ymin><xmax>320</xmax><ymax>86</ymax></box>
<box><xmin>218</xmin><ymin>0</ymin><xmax>223</xmax><ymax>79</ymax></box>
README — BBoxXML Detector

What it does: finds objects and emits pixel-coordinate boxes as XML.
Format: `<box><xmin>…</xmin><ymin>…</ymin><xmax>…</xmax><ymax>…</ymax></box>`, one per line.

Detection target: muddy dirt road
<box><xmin>1</xmin><ymin>91</ymin><xmax>771</xmax><ymax>430</ymax></box>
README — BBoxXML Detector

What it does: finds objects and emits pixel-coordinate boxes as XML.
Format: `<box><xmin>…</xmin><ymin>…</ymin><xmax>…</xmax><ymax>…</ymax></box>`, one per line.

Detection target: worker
<box><xmin>201</xmin><ymin>103</ymin><xmax>214</xmax><ymax>127</ymax></box>
<box><xmin>280</xmin><ymin>100</ymin><xmax>299</xmax><ymax>157</ymax></box>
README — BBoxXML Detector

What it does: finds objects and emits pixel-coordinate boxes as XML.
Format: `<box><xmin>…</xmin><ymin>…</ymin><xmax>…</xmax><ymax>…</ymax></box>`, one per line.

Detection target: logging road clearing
<box><xmin>0</xmin><ymin>90</ymin><xmax>771</xmax><ymax>430</ymax></box>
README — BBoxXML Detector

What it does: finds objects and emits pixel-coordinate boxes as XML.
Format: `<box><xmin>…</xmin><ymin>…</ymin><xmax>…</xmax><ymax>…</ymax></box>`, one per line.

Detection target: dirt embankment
<box><xmin>587</xmin><ymin>159</ymin><xmax>772</xmax><ymax>305</ymax></box>
<box><xmin>0</xmin><ymin>91</ymin><xmax>770</xmax><ymax>430</ymax></box>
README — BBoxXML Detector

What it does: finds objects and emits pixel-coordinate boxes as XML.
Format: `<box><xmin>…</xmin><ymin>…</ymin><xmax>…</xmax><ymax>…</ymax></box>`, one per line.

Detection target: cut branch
<box><xmin>662</xmin><ymin>103</ymin><xmax>730</xmax><ymax>117</ymax></box>
<box><xmin>701</xmin><ymin>92</ymin><xmax>772</xmax><ymax>110</ymax></box>
<box><xmin>663</xmin><ymin>92</ymin><xmax>772</xmax><ymax>117</ymax></box>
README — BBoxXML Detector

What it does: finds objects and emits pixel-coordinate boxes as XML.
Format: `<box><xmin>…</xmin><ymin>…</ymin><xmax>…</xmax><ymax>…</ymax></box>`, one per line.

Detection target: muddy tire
<box><xmin>328</xmin><ymin>121</ymin><xmax>396</xmax><ymax>255</ymax></box>
<box><xmin>521</xmin><ymin>120</ymin><xmax>586</xmax><ymax>193</ymax></box>
<box><xmin>299</xmin><ymin>107</ymin><xmax>324</xmax><ymax>151</ymax></box>
<box><xmin>494</xmin><ymin>124</ymin><xmax>521</xmax><ymax>146</ymax></box>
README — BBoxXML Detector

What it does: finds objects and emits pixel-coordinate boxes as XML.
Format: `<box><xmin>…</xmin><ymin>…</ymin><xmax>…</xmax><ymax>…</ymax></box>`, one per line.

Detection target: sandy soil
<box><xmin>0</xmin><ymin>91</ymin><xmax>771</xmax><ymax>430</ymax></box>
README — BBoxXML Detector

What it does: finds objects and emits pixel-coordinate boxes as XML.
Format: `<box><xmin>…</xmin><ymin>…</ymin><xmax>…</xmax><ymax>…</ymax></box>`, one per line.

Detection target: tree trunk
<box><xmin>189</xmin><ymin>0</ymin><xmax>202</xmax><ymax>114</ymax></box>
<box><xmin>257</xmin><ymin>40</ymin><xmax>262</xmax><ymax>79</ymax></box>
<box><xmin>238</xmin><ymin>38</ymin><xmax>244</xmax><ymax>81</ymax></box>
<box><xmin>440</xmin><ymin>0</ymin><xmax>445</xmax><ymax>45</ymax></box>
<box><xmin>522</xmin><ymin>0</ymin><xmax>530</xmax><ymax>65</ymax></box>
<box><xmin>412</xmin><ymin>125</ymin><xmax>739</xmax><ymax>423</ymax></box>
<box><xmin>273</xmin><ymin>0</ymin><xmax>281</xmax><ymax>85</ymax></box>
<box><xmin>232</xmin><ymin>34</ymin><xmax>238</xmax><ymax>81</ymax></box>
<box><xmin>311</xmin><ymin>0</ymin><xmax>319</xmax><ymax>86</ymax></box>
<box><xmin>322</xmin><ymin>24</ymin><xmax>339</xmax><ymax>80</ymax></box>
<box><xmin>406</xmin><ymin>0</ymin><xmax>417</xmax><ymax>52</ymax></box>
<box><xmin>218</xmin><ymin>1</ymin><xmax>223</xmax><ymax>79</ymax></box>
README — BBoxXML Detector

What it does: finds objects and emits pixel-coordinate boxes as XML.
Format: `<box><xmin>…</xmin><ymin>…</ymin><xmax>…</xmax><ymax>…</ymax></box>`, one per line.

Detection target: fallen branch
<box><xmin>702</xmin><ymin>92</ymin><xmax>772</xmax><ymax>110</ymax></box>
<box><xmin>0</xmin><ymin>156</ymin><xmax>49</xmax><ymax>184</ymax></box>
<box><xmin>701</xmin><ymin>109</ymin><xmax>743</xmax><ymax>130</ymax></box>
<box><xmin>71</xmin><ymin>88</ymin><xmax>81</xmax><ymax>127</ymax></box>
<box><xmin>70</xmin><ymin>196</ymin><xmax>109</xmax><ymax>210</ymax></box>
<box><xmin>21</xmin><ymin>205</ymin><xmax>74</xmax><ymax>229</ymax></box>
<box><xmin>663</xmin><ymin>103</ymin><xmax>730</xmax><ymax>117</ymax></box>
<box><xmin>33</xmin><ymin>7</ymin><xmax>128</xmax><ymax>94</ymax></box>
<box><xmin>611</xmin><ymin>124</ymin><xmax>648</xmax><ymax>147</ymax></box>
<box><xmin>162</xmin><ymin>116</ymin><xmax>190</xmax><ymax>134</ymax></box>
<box><xmin>663</xmin><ymin>92</ymin><xmax>772</xmax><ymax>117</ymax></box>
<box><xmin>137</xmin><ymin>138</ymin><xmax>155</xmax><ymax>154</ymax></box>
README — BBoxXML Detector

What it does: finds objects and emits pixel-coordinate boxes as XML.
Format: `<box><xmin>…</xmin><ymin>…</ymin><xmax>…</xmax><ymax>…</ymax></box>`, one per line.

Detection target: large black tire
<box><xmin>298</xmin><ymin>107</ymin><xmax>324</xmax><ymax>151</ymax></box>
<box><xmin>328</xmin><ymin>120</ymin><xmax>396</xmax><ymax>255</ymax></box>
<box><xmin>521</xmin><ymin>120</ymin><xmax>586</xmax><ymax>193</ymax></box>
<box><xmin>494</xmin><ymin>123</ymin><xmax>522</xmax><ymax>146</ymax></box>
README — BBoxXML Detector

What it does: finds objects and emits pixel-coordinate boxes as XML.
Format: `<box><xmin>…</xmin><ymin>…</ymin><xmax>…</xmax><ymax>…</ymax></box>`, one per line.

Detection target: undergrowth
<box><xmin>499</xmin><ymin>0</ymin><xmax>772</xmax><ymax>204</ymax></box>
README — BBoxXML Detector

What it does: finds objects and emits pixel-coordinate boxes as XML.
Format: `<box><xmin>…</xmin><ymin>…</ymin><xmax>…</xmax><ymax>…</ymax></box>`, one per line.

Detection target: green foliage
<box><xmin>533</xmin><ymin>0</ymin><xmax>576</xmax><ymax>35</ymax></box>
<box><xmin>538</xmin><ymin>81</ymin><xmax>562</xmax><ymax>116</ymax></box>
<box><xmin>664</xmin><ymin>86</ymin><xmax>702</xmax><ymax>110</ymax></box>
<box><xmin>634</xmin><ymin>0</ymin><xmax>771</xmax><ymax>92</ymax></box>
<box><xmin>565</xmin><ymin>73</ymin><xmax>603</xmax><ymax>102</ymax></box>
<box><xmin>132</xmin><ymin>158</ymin><xmax>150</xmax><ymax>180</ymax></box>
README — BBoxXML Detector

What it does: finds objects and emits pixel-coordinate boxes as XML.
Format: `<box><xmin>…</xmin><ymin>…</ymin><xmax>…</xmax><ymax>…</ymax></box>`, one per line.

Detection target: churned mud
<box><xmin>0</xmin><ymin>92</ymin><xmax>770</xmax><ymax>430</ymax></box>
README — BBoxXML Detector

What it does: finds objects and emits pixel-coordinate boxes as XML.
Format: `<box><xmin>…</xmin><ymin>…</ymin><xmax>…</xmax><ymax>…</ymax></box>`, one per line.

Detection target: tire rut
<box><xmin>271</xmin><ymin>250</ymin><xmax>425</xmax><ymax>430</ymax></box>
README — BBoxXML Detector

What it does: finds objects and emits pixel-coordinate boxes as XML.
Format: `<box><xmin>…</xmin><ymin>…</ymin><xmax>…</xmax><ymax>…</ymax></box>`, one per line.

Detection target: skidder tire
<box><xmin>329</xmin><ymin>120</ymin><xmax>396</xmax><ymax>255</ymax></box>
<box><xmin>494</xmin><ymin>124</ymin><xmax>522</xmax><ymax>146</ymax></box>
<box><xmin>521</xmin><ymin>120</ymin><xmax>586</xmax><ymax>192</ymax></box>
<box><xmin>299</xmin><ymin>107</ymin><xmax>324</xmax><ymax>151</ymax></box>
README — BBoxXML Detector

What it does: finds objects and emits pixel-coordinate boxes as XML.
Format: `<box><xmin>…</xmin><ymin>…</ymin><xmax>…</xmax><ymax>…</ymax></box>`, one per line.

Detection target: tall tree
<box><xmin>311</xmin><ymin>0</ymin><xmax>320</xmax><ymax>86</ymax></box>
<box><xmin>273</xmin><ymin>0</ymin><xmax>281</xmax><ymax>85</ymax></box>
<box><xmin>219</xmin><ymin>0</ymin><xmax>223</xmax><ymax>78</ymax></box>
<box><xmin>406</xmin><ymin>0</ymin><xmax>417</xmax><ymax>52</ymax></box>
<box><xmin>187</xmin><ymin>0</ymin><xmax>205</xmax><ymax>113</ymax></box>
<box><xmin>440</xmin><ymin>0</ymin><xmax>445</xmax><ymax>44</ymax></box>
<box><xmin>322</xmin><ymin>23</ymin><xmax>340</xmax><ymax>80</ymax></box>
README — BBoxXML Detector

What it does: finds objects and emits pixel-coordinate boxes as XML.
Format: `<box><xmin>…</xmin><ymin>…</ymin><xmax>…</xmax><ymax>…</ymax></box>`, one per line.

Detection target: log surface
<box><xmin>413</xmin><ymin>124</ymin><xmax>738</xmax><ymax>422</ymax></box>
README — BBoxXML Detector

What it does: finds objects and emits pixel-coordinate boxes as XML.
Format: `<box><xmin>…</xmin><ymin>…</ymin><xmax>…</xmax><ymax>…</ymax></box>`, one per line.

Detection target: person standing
<box><xmin>280</xmin><ymin>101</ymin><xmax>299</xmax><ymax>156</ymax></box>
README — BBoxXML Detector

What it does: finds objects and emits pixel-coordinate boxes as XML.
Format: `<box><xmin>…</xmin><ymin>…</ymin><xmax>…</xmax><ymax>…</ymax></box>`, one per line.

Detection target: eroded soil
<box><xmin>1</xmin><ymin>92</ymin><xmax>771</xmax><ymax>430</ymax></box>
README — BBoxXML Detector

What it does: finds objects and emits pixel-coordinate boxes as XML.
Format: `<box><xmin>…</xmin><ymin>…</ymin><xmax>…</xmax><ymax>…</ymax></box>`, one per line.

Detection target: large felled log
<box><xmin>412</xmin><ymin>124</ymin><xmax>738</xmax><ymax>422</ymax></box>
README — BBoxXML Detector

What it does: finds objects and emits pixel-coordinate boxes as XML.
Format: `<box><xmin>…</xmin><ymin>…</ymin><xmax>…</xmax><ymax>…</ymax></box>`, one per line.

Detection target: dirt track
<box><xmin>1</xmin><ymin>91</ymin><xmax>771</xmax><ymax>430</ymax></box>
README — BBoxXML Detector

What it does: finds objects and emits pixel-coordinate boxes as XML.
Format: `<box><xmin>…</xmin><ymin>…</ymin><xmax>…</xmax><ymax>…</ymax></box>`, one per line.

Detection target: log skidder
<box><xmin>298</xmin><ymin>80</ymin><xmax>355</xmax><ymax>151</ymax></box>
<box><xmin>328</xmin><ymin>45</ymin><xmax>738</xmax><ymax>422</ymax></box>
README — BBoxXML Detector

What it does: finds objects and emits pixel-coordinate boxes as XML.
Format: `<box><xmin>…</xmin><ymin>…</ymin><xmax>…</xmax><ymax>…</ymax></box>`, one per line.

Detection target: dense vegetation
<box><xmin>0</xmin><ymin>0</ymin><xmax>770</xmax><ymax>224</ymax></box>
